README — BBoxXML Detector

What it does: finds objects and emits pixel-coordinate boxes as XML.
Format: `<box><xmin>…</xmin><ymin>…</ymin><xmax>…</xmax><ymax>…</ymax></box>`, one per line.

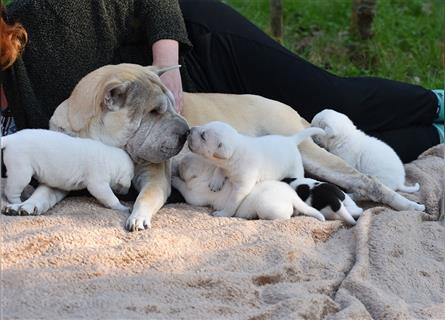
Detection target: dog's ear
<box><xmin>145</xmin><ymin>65</ymin><xmax>181</xmax><ymax>76</ymax></box>
<box><xmin>50</xmin><ymin>99</ymin><xmax>70</xmax><ymax>132</ymax></box>
<box><xmin>212</xmin><ymin>142</ymin><xmax>232</xmax><ymax>160</ymax></box>
<box><xmin>103</xmin><ymin>81</ymin><xmax>131</xmax><ymax>111</ymax></box>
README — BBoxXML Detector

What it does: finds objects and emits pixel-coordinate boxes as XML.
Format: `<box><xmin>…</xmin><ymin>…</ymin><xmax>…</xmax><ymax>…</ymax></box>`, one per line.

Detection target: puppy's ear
<box><xmin>315</xmin><ymin>120</ymin><xmax>335</xmax><ymax>136</ymax></box>
<box><xmin>103</xmin><ymin>81</ymin><xmax>131</xmax><ymax>111</ymax></box>
<box><xmin>324</xmin><ymin>125</ymin><xmax>336</xmax><ymax>136</ymax></box>
<box><xmin>212</xmin><ymin>142</ymin><xmax>232</xmax><ymax>160</ymax></box>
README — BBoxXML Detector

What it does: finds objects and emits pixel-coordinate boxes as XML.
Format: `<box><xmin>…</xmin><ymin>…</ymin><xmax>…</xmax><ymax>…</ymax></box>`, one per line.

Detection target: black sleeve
<box><xmin>135</xmin><ymin>0</ymin><xmax>192</xmax><ymax>53</ymax></box>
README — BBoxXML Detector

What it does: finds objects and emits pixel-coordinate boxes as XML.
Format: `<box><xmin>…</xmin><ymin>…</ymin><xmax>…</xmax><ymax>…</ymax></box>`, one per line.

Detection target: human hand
<box><xmin>152</xmin><ymin>39</ymin><xmax>183</xmax><ymax>114</ymax></box>
<box><xmin>160</xmin><ymin>68</ymin><xmax>183</xmax><ymax>114</ymax></box>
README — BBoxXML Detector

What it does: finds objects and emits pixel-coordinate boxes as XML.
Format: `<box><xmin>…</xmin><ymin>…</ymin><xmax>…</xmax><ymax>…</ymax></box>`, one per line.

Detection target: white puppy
<box><xmin>286</xmin><ymin>178</ymin><xmax>363</xmax><ymax>225</ymax></box>
<box><xmin>187</xmin><ymin>121</ymin><xmax>325</xmax><ymax>217</ymax></box>
<box><xmin>1</xmin><ymin>129</ymin><xmax>134</xmax><ymax>213</ymax></box>
<box><xmin>172</xmin><ymin>153</ymin><xmax>325</xmax><ymax>221</ymax></box>
<box><xmin>311</xmin><ymin>109</ymin><xmax>419</xmax><ymax>193</ymax></box>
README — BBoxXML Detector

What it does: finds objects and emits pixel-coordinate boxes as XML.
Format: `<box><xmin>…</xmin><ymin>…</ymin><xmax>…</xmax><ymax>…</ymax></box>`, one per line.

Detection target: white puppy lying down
<box><xmin>172</xmin><ymin>153</ymin><xmax>325</xmax><ymax>221</ymax></box>
<box><xmin>1</xmin><ymin>129</ymin><xmax>134</xmax><ymax>213</ymax></box>
<box><xmin>285</xmin><ymin>178</ymin><xmax>363</xmax><ymax>225</ymax></box>
<box><xmin>311</xmin><ymin>109</ymin><xmax>419</xmax><ymax>193</ymax></box>
<box><xmin>187</xmin><ymin>121</ymin><xmax>325</xmax><ymax>217</ymax></box>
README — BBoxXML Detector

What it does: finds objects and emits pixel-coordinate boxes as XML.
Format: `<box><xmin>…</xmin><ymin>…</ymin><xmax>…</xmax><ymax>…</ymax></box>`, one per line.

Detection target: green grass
<box><xmin>224</xmin><ymin>0</ymin><xmax>444</xmax><ymax>89</ymax></box>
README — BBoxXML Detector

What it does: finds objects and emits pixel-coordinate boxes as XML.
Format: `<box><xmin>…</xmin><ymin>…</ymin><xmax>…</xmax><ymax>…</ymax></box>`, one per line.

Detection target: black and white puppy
<box><xmin>285</xmin><ymin>178</ymin><xmax>363</xmax><ymax>225</ymax></box>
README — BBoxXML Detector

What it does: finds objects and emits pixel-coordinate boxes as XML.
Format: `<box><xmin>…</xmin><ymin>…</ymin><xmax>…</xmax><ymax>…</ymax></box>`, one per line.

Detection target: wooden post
<box><xmin>351</xmin><ymin>0</ymin><xmax>377</xmax><ymax>39</ymax></box>
<box><xmin>270</xmin><ymin>0</ymin><xmax>283</xmax><ymax>43</ymax></box>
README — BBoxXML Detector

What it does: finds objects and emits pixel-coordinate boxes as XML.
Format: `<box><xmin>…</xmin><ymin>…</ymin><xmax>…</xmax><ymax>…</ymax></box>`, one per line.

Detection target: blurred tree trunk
<box><xmin>270</xmin><ymin>0</ymin><xmax>283</xmax><ymax>43</ymax></box>
<box><xmin>351</xmin><ymin>0</ymin><xmax>377</xmax><ymax>39</ymax></box>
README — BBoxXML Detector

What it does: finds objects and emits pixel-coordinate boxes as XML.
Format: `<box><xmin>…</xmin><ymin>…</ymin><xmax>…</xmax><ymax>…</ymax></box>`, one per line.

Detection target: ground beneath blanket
<box><xmin>1</xmin><ymin>144</ymin><xmax>444</xmax><ymax>319</ymax></box>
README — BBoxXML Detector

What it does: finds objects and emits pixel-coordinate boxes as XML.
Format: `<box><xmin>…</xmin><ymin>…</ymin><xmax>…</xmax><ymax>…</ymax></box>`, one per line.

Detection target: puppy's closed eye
<box><xmin>201</xmin><ymin>131</ymin><xmax>206</xmax><ymax>141</ymax></box>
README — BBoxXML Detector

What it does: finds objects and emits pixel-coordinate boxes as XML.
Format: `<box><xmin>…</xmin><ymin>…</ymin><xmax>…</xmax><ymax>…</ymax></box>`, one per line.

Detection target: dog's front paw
<box><xmin>125</xmin><ymin>210</ymin><xmax>151</xmax><ymax>232</ymax></box>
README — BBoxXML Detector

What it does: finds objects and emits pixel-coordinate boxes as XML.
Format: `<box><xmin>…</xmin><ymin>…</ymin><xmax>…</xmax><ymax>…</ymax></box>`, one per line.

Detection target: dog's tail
<box><xmin>292</xmin><ymin>127</ymin><xmax>326</xmax><ymax>145</ymax></box>
<box><xmin>336</xmin><ymin>204</ymin><xmax>357</xmax><ymax>225</ymax></box>
<box><xmin>397</xmin><ymin>182</ymin><xmax>420</xmax><ymax>193</ymax></box>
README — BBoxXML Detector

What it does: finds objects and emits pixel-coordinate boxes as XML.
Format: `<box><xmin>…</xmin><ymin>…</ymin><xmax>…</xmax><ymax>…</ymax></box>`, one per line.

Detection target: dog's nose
<box><xmin>179</xmin><ymin>130</ymin><xmax>190</xmax><ymax>145</ymax></box>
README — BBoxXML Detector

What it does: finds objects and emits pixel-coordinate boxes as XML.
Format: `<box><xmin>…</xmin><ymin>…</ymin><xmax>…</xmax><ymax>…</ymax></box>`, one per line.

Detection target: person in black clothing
<box><xmin>1</xmin><ymin>0</ymin><xmax>443</xmax><ymax>163</ymax></box>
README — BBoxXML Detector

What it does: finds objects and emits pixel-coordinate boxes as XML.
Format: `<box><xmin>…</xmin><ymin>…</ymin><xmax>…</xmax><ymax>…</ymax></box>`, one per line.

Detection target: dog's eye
<box><xmin>200</xmin><ymin>132</ymin><xmax>206</xmax><ymax>141</ymax></box>
<box><xmin>218</xmin><ymin>143</ymin><xmax>222</xmax><ymax>148</ymax></box>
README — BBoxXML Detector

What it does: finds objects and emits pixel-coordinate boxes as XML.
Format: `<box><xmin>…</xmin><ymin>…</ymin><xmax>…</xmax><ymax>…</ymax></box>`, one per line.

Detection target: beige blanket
<box><xmin>2</xmin><ymin>144</ymin><xmax>444</xmax><ymax>319</ymax></box>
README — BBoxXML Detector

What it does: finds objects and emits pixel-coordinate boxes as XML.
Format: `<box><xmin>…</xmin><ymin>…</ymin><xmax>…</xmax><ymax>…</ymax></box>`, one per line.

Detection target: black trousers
<box><xmin>179</xmin><ymin>0</ymin><xmax>439</xmax><ymax>163</ymax></box>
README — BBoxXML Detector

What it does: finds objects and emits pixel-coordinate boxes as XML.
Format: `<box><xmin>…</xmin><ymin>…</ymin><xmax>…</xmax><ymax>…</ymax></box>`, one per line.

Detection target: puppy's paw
<box><xmin>125</xmin><ymin>211</ymin><xmax>151</xmax><ymax>232</ymax></box>
<box><xmin>2</xmin><ymin>203</ymin><xmax>20</xmax><ymax>215</ymax></box>
<box><xmin>347</xmin><ymin>206</ymin><xmax>364</xmax><ymax>218</ymax></box>
<box><xmin>171</xmin><ymin>176</ymin><xmax>184</xmax><ymax>189</ymax></box>
<box><xmin>305</xmin><ymin>209</ymin><xmax>326</xmax><ymax>222</ymax></box>
<box><xmin>2</xmin><ymin>202</ymin><xmax>41</xmax><ymax>216</ymax></box>
<box><xmin>404</xmin><ymin>200</ymin><xmax>426</xmax><ymax>212</ymax></box>
<box><xmin>113</xmin><ymin>183</ymin><xmax>130</xmax><ymax>195</ymax></box>
<box><xmin>18</xmin><ymin>202</ymin><xmax>42</xmax><ymax>215</ymax></box>
<box><xmin>211</xmin><ymin>210</ymin><xmax>233</xmax><ymax>218</ymax></box>
<box><xmin>111</xmin><ymin>202</ymin><xmax>131</xmax><ymax>213</ymax></box>
<box><xmin>208</xmin><ymin>177</ymin><xmax>226</xmax><ymax>192</ymax></box>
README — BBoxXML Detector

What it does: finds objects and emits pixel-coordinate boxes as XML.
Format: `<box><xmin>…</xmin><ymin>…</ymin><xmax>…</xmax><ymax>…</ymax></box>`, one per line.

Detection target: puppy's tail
<box><xmin>397</xmin><ymin>182</ymin><xmax>420</xmax><ymax>193</ymax></box>
<box><xmin>292</xmin><ymin>127</ymin><xmax>326</xmax><ymax>146</ymax></box>
<box><xmin>291</xmin><ymin>194</ymin><xmax>325</xmax><ymax>222</ymax></box>
<box><xmin>336</xmin><ymin>204</ymin><xmax>357</xmax><ymax>225</ymax></box>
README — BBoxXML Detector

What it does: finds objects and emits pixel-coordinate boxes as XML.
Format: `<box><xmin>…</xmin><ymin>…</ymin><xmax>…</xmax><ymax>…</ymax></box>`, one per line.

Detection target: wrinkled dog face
<box><xmin>187</xmin><ymin>121</ymin><xmax>237</xmax><ymax>161</ymax></box>
<box><xmin>50</xmin><ymin>64</ymin><xmax>190</xmax><ymax>163</ymax></box>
